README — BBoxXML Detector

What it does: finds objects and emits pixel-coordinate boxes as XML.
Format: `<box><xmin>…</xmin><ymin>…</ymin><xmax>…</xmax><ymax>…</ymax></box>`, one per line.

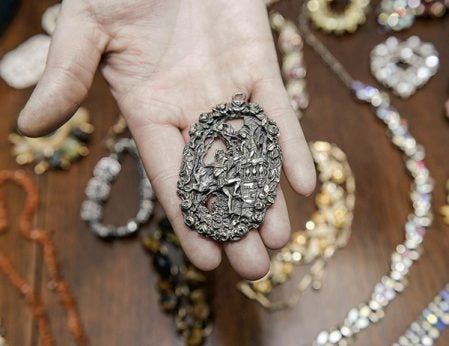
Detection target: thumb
<box><xmin>18</xmin><ymin>1</ymin><xmax>108</xmax><ymax>137</ymax></box>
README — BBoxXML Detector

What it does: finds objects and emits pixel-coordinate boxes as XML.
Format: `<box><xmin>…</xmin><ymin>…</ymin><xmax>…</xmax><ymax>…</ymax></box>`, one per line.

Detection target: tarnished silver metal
<box><xmin>177</xmin><ymin>93</ymin><xmax>282</xmax><ymax>242</ymax></box>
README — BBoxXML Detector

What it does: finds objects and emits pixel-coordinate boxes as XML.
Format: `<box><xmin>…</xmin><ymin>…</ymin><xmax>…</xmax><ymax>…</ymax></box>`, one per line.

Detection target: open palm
<box><xmin>18</xmin><ymin>0</ymin><xmax>315</xmax><ymax>280</ymax></box>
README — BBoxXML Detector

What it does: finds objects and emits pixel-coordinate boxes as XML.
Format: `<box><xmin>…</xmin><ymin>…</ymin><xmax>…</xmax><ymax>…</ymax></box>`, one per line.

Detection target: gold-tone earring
<box><xmin>9</xmin><ymin>107</ymin><xmax>93</xmax><ymax>174</ymax></box>
<box><xmin>237</xmin><ymin>141</ymin><xmax>355</xmax><ymax>310</ymax></box>
<box><xmin>307</xmin><ymin>0</ymin><xmax>370</xmax><ymax>34</ymax></box>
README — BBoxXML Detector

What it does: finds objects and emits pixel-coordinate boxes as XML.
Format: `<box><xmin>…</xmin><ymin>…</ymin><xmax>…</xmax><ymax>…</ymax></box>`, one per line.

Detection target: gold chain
<box><xmin>237</xmin><ymin>141</ymin><xmax>355</xmax><ymax>310</ymax></box>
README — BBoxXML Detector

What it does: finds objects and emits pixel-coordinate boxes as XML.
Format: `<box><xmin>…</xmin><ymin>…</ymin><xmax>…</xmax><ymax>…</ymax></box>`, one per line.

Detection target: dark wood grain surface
<box><xmin>0</xmin><ymin>1</ymin><xmax>448</xmax><ymax>345</ymax></box>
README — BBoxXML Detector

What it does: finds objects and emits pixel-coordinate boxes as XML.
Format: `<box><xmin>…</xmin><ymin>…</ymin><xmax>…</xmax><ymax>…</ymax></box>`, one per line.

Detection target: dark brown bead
<box><xmin>159</xmin><ymin>218</ymin><xmax>173</xmax><ymax>232</ymax></box>
<box><xmin>153</xmin><ymin>252</ymin><xmax>172</xmax><ymax>278</ymax></box>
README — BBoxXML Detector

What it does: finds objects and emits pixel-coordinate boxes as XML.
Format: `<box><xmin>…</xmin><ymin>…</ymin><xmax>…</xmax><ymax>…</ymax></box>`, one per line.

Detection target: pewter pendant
<box><xmin>177</xmin><ymin>93</ymin><xmax>282</xmax><ymax>242</ymax></box>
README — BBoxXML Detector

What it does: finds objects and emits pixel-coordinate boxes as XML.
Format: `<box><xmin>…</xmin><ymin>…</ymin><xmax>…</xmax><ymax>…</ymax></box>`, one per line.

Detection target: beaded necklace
<box><xmin>238</xmin><ymin>140</ymin><xmax>356</xmax><ymax>310</ymax></box>
<box><xmin>394</xmin><ymin>284</ymin><xmax>449</xmax><ymax>346</ymax></box>
<box><xmin>297</xmin><ymin>4</ymin><xmax>434</xmax><ymax>345</ymax></box>
<box><xmin>0</xmin><ymin>170</ymin><xmax>87</xmax><ymax>346</ymax></box>
<box><xmin>142</xmin><ymin>218</ymin><xmax>213</xmax><ymax>346</ymax></box>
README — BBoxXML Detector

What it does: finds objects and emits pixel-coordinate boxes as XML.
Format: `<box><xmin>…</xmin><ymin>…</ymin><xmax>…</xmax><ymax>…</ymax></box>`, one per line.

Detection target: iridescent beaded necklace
<box><xmin>298</xmin><ymin>4</ymin><xmax>434</xmax><ymax>345</ymax></box>
<box><xmin>394</xmin><ymin>284</ymin><xmax>449</xmax><ymax>346</ymax></box>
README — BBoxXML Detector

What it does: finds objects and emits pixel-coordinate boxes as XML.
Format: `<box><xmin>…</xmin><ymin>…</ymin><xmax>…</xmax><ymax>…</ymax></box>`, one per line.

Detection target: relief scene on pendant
<box><xmin>178</xmin><ymin>99</ymin><xmax>282</xmax><ymax>242</ymax></box>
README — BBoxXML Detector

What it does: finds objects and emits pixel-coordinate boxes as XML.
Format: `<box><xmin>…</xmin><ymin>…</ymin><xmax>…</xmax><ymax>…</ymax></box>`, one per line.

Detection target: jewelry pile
<box><xmin>2</xmin><ymin>0</ymin><xmax>448</xmax><ymax>344</ymax></box>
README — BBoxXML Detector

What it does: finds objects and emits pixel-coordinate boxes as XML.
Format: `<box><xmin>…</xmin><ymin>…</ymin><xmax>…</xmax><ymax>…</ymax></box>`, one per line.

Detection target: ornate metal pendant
<box><xmin>177</xmin><ymin>93</ymin><xmax>282</xmax><ymax>242</ymax></box>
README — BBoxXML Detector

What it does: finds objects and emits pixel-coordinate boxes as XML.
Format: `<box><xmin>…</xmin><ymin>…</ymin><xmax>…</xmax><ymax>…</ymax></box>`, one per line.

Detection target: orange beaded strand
<box><xmin>0</xmin><ymin>252</ymin><xmax>53</xmax><ymax>346</ymax></box>
<box><xmin>0</xmin><ymin>170</ymin><xmax>88</xmax><ymax>346</ymax></box>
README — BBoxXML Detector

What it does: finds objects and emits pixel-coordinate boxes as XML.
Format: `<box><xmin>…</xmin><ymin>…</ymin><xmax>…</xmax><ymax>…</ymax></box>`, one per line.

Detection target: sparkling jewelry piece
<box><xmin>41</xmin><ymin>3</ymin><xmax>60</xmax><ymax>35</ymax></box>
<box><xmin>9</xmin><ymin>107</ymin><xmax>93</xmax><ymax>174</ymax></box>
<box><xmin>439</xmin><ymin>179</ymin><xmax>449</xmax><ymax>224</ymax></box>
<box><xmin>370</xmin><ymin>36</ymin><xmax>439</xmax><ymax>98</ymax></box>
<box><xmin>238</xmin><ymin>141</ymin><xmax>355</xmax><ymax>310</ymax></box>
<box><xmin>393</xmin><ymin>284</ymin><xmax>449</xmax><ymax>346</ymax></box>
<box><xmin>142</xmin><ymin>218</ymin><xmax>213</xmax><ymax>346</ymax></box>
<box><xmin>307</xmin><ymin>0</ymin><xmax>370</xmax><ymax>34</ymax></box>
<box><xmin>378</xmin><ymin>0</ymin><xmax>416</xmax><ymax>31</ymax></box>
<box><xmin>81</xmin><ymin>138</ymin><xmax>154</xmax><ymax>238</ymax></box>
<box><xmin>299</xmin><ymin>6</ymin><xmax>433</xmax><ymax>345</ymax></box>
<box><xmin>0</xmin><ymin>34</ymin><xmax>50</xmax><ymax>89</ymax></box>
<box><xmin>177</xmin><ymin>93</ymin><xmax>282</xmax><ymax>242</ymax></box>
<box><xmin>270</xmin><ymin>11</ymin><xmax>309</xmax><ymax>118</ymax></box>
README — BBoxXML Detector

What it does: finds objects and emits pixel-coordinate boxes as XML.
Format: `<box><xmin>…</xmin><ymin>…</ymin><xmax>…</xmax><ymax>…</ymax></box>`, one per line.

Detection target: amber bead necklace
<box><xmin>0</xmin><ymin>170</ymin><xmax>87</xmax><ymax>346</ymax></box>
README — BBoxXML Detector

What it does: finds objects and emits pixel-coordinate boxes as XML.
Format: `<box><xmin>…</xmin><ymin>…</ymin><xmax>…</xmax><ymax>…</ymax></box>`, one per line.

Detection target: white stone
<box><xmin>0</xmin><ymin>35</ymin><xmax>50</xmax><ymax>89</ymax></box>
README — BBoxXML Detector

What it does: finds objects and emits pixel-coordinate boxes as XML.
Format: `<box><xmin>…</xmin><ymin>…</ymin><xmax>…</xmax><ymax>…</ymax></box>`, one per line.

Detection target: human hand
<box><xmin>18</xmin><ymin>0</ymin><xmax>316</xmax><ymax>280</ymax></box>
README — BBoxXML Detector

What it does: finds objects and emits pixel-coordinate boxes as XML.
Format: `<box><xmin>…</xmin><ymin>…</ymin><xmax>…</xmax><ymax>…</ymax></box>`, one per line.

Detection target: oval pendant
<box><xmin>177</xmin><ymin>93</ymin><xmax>282</xmax><ymax>242</ymax></box>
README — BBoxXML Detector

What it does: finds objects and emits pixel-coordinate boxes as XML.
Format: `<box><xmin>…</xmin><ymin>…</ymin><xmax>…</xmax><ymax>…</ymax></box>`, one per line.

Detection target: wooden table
<box><xmin>0</xmin><ymin>1</ymin><xmax>448</xmax><ymax>345</ymax></box>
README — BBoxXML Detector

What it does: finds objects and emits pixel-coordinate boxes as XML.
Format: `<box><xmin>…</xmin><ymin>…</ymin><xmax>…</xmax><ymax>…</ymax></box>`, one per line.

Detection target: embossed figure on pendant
<box><xmin>178</xmin><ymin>93</ymin><xmax>282</xmax><ymax>242</ymax></box>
